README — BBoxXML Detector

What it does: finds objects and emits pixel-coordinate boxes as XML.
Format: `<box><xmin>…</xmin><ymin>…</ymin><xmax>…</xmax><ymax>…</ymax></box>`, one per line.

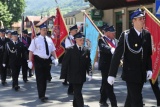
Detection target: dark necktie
<box><xmin>79</xmin><ymin>47</ymin><xmax>82</xmax><ymax>53</ymax></box>
<box><xmin>44</xmin><ymin>37</ymin><xmax>49</xmax><ymax>55</ymax></box>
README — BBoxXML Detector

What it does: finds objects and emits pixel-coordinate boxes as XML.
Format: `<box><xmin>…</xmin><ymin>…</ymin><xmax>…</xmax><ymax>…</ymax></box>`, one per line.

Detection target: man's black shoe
<box><xmin>1</xmin><ymin>81</ymin><xmax>7</xmax><ymax>86</ymax></box>
<box><xmin>99</xmin><ymin>102</ymin><xmax>109</xmax><ymax>106</ymax></box>
<box><xmin>24</xmin><ymin>79</ymin><xmax>28</xmax><ymax>83</ymax></box>
<box><xmin>67</xmin><ymin>92</ymin><xmax>74</xmax><ymax>95</ymax></box>
<box><xmin>29</xmin><ymin>74</ymin><xmax>33</xmax><ymax>77</ymax></box>
<box><xmin>40</xmin><ymin>97</ymin><xmax>48</xmax><ymax>102</ymax></box>
<box><xmin>62</xmin><ymin>82</ymin><xmax>69</xmax><ymax>85</ymax></box>
<box><xmin>15</xmin><ymin>86</ymin><xmax>20</xmax><ymax>91</ymax></box>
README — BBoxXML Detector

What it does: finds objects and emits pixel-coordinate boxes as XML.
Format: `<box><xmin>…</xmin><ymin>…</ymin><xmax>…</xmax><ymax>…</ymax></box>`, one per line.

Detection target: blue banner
<box><xmin>84</xmin><ymin>15</ymin><xmax>99</xmax><ymax>67</ymax></box>
<box><xmin>156</xmin><ymin>0</ymin><xmax>160</xmax><ymax>17</ymax></box>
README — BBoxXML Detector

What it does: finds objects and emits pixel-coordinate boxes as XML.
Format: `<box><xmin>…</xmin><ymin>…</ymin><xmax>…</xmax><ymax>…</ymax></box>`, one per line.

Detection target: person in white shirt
<box><xmin>28</xmin><ymin>24</ymin><xmax>58</xmax><ymax>102</ymax></box>
<box><xmin>65</xmin><ymin>24</ymin><xmax>78</xmax><ymax>48</ymax></box>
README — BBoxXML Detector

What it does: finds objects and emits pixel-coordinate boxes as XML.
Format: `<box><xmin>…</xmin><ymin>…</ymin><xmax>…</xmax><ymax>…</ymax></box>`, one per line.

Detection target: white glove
<box><xmin>28</xmin><ymin>61</ymin><xmax>33</xmax><ymax>69</ymax></box>
<box><xmin>107</xmin><ymin>76</ymin><xmax>115</xmax><ymax>85</ymax></box>
<box><xmin>94</xmin><ymin>62</ymin><xmax>98</xmax><ymax>68</ymax></box>
<box><xmin>52</xmin><ymin>59</ymin><xmax>59</xmax><ymax>66</ymax></box>
<box><xmin>2</xmin><ymin>64</ymin><xmax>6</xmax><ymax>67</ymax></box>
<box><xmin>111</xmin><ymin>48</ymin><xmax>115</xmax><ymax>54</ymax></box>
<box><xmin>147</xmin><ymin>70</ymin><xmax>152</xmax><ymax>80</ymax></box>
<box><xmin>88</xmin><ymin>75</ymin><xmax>92</xmax><ymax>81</ymax></box>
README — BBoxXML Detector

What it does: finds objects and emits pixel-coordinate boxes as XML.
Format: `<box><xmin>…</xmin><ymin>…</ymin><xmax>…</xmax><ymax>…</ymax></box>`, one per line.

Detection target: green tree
<box><xmin>0</xmin><ymin>2</ymin><xmax>12</xmax><ymax>27</ymax></box>
<box><xmin>1</xmin><ymin>0</ymin><xmax>25</xmax><ymax>26</ymax></box>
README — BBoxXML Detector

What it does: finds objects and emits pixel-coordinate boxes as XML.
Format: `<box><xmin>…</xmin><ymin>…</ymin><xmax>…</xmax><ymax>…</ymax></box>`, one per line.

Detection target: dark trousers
<box><xmin>100</xmin><ymin>70</ymin><xmax>117</xmax><ymax>106</ymax></box>
<box><xmin>0</xmin><ymin>64</ymin><xmax>7</xmax><ymax>82</ymax></box>
<box><xmin>34</xmin><ymin>55</ymin><xmax>50</xmax><ymax>98</ymax></box>
<box><xmin>124</xmin><ymin>82</ymin><xmax>144</xmax><ymax>107</ymax></box>
<box><xmin>150</xmin><ymin>79</ymin><xmax>160</xmax><ymax>106</ymax></box>
<box><xmin>28</xmin><ymin>68</ymin><xmax>32</xmax><ymax>76</ymax></box>
<box><xmin>73</xmin><ymin>83</ymin><xmax>84</xmax><ymax>107</ymax></box>
<box><xmin>22</xmin><ymin>59</ymin><xmax>28</xmax><ymax>80</ymax></box>
<box><xmin>11</xmin><ymin>65</ymin><xmax>21</xmax><ymax>87</ymax></box>
<box><xmin>47</xmin><ymin>65</ymin><xmax>52</xmax><ymax>81</ymax></box>
<box><xmin>68</xmin><ymin>83</ymin><xmax>74</xmax><ymax>93</ymax></box>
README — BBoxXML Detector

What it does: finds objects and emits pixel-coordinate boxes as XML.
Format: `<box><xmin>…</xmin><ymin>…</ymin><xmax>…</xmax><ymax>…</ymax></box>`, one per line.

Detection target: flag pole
<box><xmin>141</xmin><ymin>6</ymin><xmax>160</xmax><ymax>26</ymax></box>
<box><xmin>83</xmin><ymin>11</ymin><xmax>103</xmax><ymax>36</ymax></box>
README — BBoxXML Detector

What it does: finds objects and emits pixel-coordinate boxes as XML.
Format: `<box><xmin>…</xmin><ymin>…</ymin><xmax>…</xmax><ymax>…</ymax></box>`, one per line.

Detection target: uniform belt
<box><xmin>34</xmin><ymin>55</ymin><xmax>49</xmax><ymax>60</ymax></box>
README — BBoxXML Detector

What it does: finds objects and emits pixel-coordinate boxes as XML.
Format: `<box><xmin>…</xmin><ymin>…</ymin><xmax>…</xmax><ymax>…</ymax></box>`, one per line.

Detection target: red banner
<box><xmin>31</xmin><ymin>21</ymin><xmax>36</xmax><ymax>69</ymax></box>
<box><xmin>52</xmin><ymin>8</ymin><xmax>68</xmax><ymax>58</ymax></box>
<box><xmin>31</xmin><ymin>21</ymin><xmax>36</xmax><ymax>39</ymax></box>
<box><xmin>145</xmin><ymin>11</ymin><xmax>160</xmax><ymax>83</ymax></box>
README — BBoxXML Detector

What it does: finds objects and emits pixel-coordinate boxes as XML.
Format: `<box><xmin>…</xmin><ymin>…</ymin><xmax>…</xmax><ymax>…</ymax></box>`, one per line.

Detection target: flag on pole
<box><xmin>31</xmin><ymin>21</ymin><xmax>36</xmax><ymax>39</ymax></box>
<box><xmin>84</xmin><ymin>12</ymin><xmax>102</xmax><ymax>68</ymax></box>
<box><xmin>142</xmin><ymin>6</ymin><xmax>160</xmax><ymax>84</ymax></box>
<box><xmin>30</xmin><ymin>21</ymin><xmax>36</xmax><ymax>70</ymax></box>
<box><xmin>52</xmin><ymin>8</ymin><xmax>68</xmax><ymax>58</ymax></box>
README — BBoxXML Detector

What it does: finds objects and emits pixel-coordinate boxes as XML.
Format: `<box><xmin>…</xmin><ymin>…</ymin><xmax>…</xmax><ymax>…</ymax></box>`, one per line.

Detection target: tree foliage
<box><xmin>0</xmin><ymin>1</ymin><xmax>12</xmax><ymax>27</ymax></box>
<box><xmin>0</xmin><ymin>0</ymin><xmax>25</xmax><ymax>27</ymax></box>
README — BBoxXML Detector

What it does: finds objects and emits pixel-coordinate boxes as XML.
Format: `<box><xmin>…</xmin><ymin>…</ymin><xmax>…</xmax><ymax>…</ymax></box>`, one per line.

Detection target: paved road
<box><xmin>0</xmin><ymin>65</ymin><xmax>159</xmax><ymax>107</ymax></box>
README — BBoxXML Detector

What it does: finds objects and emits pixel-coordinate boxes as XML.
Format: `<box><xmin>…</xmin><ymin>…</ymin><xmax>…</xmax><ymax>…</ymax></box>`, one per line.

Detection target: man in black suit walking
<box><xmin>107</xmin><ymin>8</ymin><xmax>153</xmax><ymax>107</ymax></box>
<box><xmin>21</xmin><ymin>29</ymin><xmax>32</xmax><ymax>82</ymax></box>
<box><xmin>3</xmin><ymin>31</ymin><xmax>25</xmax><ymax>91</ymax></box>
<box><xmin>0</xmin><ymin>29</ymin><xmax>10</xmax><ymax>86</ymax></box>
<box><xmin>98</xmin><ymin>25</ymin><xmax>118</xmax><ymax>107</ymax></box>
<box><xmin>61</xmin><ymin>32</ymin><xmax>92</xmax><ymax>107</ymax></box>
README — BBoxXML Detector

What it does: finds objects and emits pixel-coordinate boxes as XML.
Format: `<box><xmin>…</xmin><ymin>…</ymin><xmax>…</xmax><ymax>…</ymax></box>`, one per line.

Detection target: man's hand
<box><xmin>107</xmin><ymin>76</ymin><xmax>115</xmax><ymax>85</ymax></box>
<box><xmin>52</xmin><ymin>59</ymin><xmax>59</xmax><ymax>66</ymax></box>
<box><xmin>2</xmin><ymin>64</ymin><xmax>6</xmax><ymax>67</ymax></box>
<box><xmin>147</xmin><ymin>70</ymin><xmax>152</xmax><ymax>80</ymax></box>
<box><xmin>27</xmin><ymin>61</ymin><xmax>33</xmax><ymax>69</ymax></box>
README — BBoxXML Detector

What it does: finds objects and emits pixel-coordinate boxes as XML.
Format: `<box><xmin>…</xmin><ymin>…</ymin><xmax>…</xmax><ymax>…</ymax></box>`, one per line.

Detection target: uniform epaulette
<box><xmin>124</xmin><ymin>29</ymin><xmax>130</xmax><ymax>34</ymax></box>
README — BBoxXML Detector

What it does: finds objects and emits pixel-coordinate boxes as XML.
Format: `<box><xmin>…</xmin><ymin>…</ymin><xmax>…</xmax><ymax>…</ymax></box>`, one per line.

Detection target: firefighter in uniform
<box><xmin>0</xmin><ymin>29</ymin><xmax>10</xmax><ymax>86</ymax></box>
<box><xmin>61</xmin><ymin>32</ymin><xmax>92</xmax><ymax>107</ymax></box>
<box><xmin>21</xmin><ymin>29</ymin><xmax>31</xmax><ymax>82</ymax></box>
<box><xmin>98</xmin><ymin>26</ymin><xmax>118</xmax><ymax>107</ymax></box>
<box><xmin>3</xmin><ymin>31</ymin><xmax>25</xmax><ymax>91</ymax></box>
<box><xmin>62</xmin><ymin>25</ymin><xmax>78</xmax><ymax>95</ymax></box>
<box><xmin>28</xmin><ymin>24</ymin><xmax>58</xmax><ymax>102</ymax></box>
<box><xmin>107</xmin><ymin>8</ymin><xmax>153</xmax><ymax>107</ymax></box>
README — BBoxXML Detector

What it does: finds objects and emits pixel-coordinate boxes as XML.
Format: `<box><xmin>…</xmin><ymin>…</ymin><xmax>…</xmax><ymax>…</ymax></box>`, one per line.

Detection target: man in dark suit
<box><xmin>3</xmin><ymin>31</ymin><xmax>25</xmax><ymax>91</ymax></box>
<box><xmin>98</xmin><ymin>26</ymin><xmax>118</xmax><ymax>107</ymax></box>
<box><xmin>107</xmin><ymin>8</ymin><xmax>152</xmax><ymax>107</ymax></box>
<box><xmin>64</xmin><ymin>25</ymin><xmax>78</xmax><ymax>95</ymax></box>
<box><xmin>61</xmin><ymin>32</ymin><xmax>92</xmax><ymax>107</ymax></box>
<box><xmin>0</xmin><ymin>29</ymin><xmax>10</xmax><ymax>86</ymax></box>
<box><xmin>21</xmin><ymin>29</ymin><xmax>32</xmax><ymax>82</ymax></box>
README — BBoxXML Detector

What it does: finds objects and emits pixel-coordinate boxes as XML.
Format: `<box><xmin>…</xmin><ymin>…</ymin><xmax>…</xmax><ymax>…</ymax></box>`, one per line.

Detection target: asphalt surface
<box><xmin>0</xmin><ymin>65</ymin><xmax>159</xmax><ymax>107</ymax></box>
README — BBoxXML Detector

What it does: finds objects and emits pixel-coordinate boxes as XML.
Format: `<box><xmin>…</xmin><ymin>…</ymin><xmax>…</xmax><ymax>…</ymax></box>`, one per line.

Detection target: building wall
<box><xmin>64</xmin><ymin>7</ymin><xmax>94</xmax><ymax>29</ymax></box>
<box><xmin>102</xmin><ymin>3</ymin><xmax>155</xmax><ymax>31</ymax></box>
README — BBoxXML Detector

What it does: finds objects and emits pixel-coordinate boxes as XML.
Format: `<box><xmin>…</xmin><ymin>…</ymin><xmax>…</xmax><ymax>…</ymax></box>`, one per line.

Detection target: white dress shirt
<box><xmin>28</xmin><ymin>35</ymin><xmax>56</xmax><ymax>59</ymax></box>
<box><xmin>65</xmin><ymin>35</ymin><xmax>74</xmax><ymax>48</ymax></box>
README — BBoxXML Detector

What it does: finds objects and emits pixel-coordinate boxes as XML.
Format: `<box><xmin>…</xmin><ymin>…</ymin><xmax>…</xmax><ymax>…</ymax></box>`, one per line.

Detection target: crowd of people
<box><xmin>0</xmin><ymin>8</ymin><xmax>160</xmax><ymax>107</ymax></box>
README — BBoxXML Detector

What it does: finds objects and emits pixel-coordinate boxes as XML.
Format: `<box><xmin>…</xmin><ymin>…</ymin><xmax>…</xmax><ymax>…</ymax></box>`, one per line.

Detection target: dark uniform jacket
<box><xmin>3</xmin><ymin>41</ymin><xmax>25</xmax><ymax>67</ymax></box>
<box><xmin>98</xmin><ymin>36</ymin><xmax>118</xmax><ymax>71</ymax></box>
<box><xmin>0</xmin><ymin>38</ymin><xmax>10</xmax><ymax>64</ymax></box>
<box><xmin>21</xmin><ymin>37</ymin><xmax>31</xmax><ymax>60</ymax></box>
<box><xmin>108</xmin><ymin>28</ymin><xmax>152</xmax><ymax>83</ymax></box>
<box><xmin>60</xmin><ymin>45</ymin><xmax>92</xmax><ymax>84</ymax></box>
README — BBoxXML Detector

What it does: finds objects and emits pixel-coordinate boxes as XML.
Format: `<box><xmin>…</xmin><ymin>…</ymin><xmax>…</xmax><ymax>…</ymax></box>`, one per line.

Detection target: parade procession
<box><xmin>0</xmin><ymin>0</ymin><xmax>160</xmax><ymax>107</ymax></box>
